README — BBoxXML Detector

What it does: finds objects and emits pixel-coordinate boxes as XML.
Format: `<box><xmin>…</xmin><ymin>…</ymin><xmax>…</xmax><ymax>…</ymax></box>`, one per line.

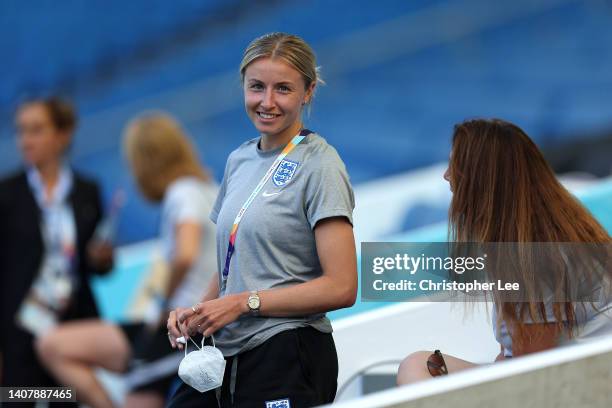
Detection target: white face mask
<box><xmin>178</xmin><ymin>336</ymin><xmax>226</xmax><ymax>393</ymax></box>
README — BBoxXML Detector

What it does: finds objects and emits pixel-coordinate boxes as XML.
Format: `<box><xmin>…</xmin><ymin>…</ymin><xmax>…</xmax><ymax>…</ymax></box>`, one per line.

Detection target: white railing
<box><xmin>332</xmin><ymin>301</ymin><xmax>499</xmax><ymax>402</ymax></box>
<box><xmin>328</xmin><ymin>331</ymin><xmax>612</xmax><ymax>407</ymax></box>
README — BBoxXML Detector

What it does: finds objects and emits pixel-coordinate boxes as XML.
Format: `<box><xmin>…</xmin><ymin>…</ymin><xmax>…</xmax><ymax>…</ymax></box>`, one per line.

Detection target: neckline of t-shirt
<box><xmin>254</xmin><ymin>133</ymin><xmax>313</xmax><ymax>158</ymax></box>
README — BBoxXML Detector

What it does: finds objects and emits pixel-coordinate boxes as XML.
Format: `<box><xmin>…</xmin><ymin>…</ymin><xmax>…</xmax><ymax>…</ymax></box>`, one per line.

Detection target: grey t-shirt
<box><xmin>210</xmin><ymin>133</ymin><xmax>355</xmax><ymax>356</ymax></box>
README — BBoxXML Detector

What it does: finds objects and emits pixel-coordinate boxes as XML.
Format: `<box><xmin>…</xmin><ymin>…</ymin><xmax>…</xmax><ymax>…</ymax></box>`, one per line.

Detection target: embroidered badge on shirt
<box><xmin>272</xmin><ymin>159</ymin><xmax>299</xmax><ymax>187</ymax></box>
<box><xmin>265</xmin><ymin>398</ymin><xmax>291</xmax><ymax>408</ymax></box>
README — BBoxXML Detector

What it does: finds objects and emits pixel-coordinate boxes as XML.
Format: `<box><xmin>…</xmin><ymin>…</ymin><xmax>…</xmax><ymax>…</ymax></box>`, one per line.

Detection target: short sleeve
<box><xmin>166</xmin><ymin>182</ymin><xmax>210</xmax><ymax>225</ymax></box>
<box><xmin>519</xmin><ymin>290</ymin><xmax>563</xmax><ymax>324</ymax></box>
<box><xmin>521</xmin><ymin>305</ymin><xmax>559</xmax><ymax>324</ymax></box>
<box><xmin>304</xmin><ymin>152</ymin><xmax>355</xmax><ymax>229</ymax></box>
<box><xmin>210</xmin><ymin>155</ymin><xmax>232</xmax><ymax>224</ymax></box>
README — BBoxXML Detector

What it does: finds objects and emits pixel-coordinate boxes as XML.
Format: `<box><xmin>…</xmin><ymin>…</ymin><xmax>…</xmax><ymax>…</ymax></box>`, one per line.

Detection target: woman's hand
<box><xmin>166</xmin><ymin>275</ymin><xmax>221</xmax><ymax>349</ymax></box>
<box><xmin>494</xmin><ymin>344</ymin><xmax>506</xmax><ymax>361</ymax></box>
<box><xmin>178</xmin><ymin>294</ymin><xmax>248</xmax><ymax>338</ymax></box>
<box><xmin>86</xmin><ymin>240</ymin><xmax>114</xmax><ymax>272</ymax></box>
<box><xmin>167</xmin><ymin>307</ymin><xmax>191</xmax><ymax>350</ymax></box>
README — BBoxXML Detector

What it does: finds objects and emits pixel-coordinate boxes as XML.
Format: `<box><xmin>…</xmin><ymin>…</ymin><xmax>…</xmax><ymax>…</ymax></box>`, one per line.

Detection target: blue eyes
<box><xmin>249</xmin><ymin>83</ymin><xmax>291</xmax><ymax>93</ymax></box>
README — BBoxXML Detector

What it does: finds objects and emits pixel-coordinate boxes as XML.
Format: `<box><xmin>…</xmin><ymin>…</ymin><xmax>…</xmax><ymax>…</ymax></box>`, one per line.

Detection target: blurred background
<box><xmin>2</xmin><ymin>0</ymin><xmax>612</xmax><ymax>403</ymax></box>
<box><xmin>2</xmin><ymin>0</ymin><xmax>611</xmax><ymax>244</ymax></box>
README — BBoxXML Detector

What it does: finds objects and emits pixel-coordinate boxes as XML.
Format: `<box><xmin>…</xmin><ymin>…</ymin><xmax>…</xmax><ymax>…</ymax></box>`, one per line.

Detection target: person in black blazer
<box><xmin>0</xmin><ymin>97</ymin><xmax>114</xmax><ymax>391</ymax></box>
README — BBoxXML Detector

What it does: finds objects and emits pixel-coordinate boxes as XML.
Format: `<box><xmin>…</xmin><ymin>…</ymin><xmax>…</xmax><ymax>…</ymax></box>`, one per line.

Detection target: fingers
<box><xmin>180</xmin><ymin>320</ymin><xmax>194</xmax><ymax>339</ymax></box>
<box><xmin>166</xmin><ymin>310</ymin><xmax>183</xmax><ymax>350</ymax></box>
<box><xmin>201</xmin><ymin>324</ymin><xmax>218</xmax><ymax>338</ymax></box>
<box><xmin>87</xmin><ymin>240</ymin><xmax>115</xmax><ymax>269</ymax></box>
<box><xmin>171</xmin><ymin>300</ymin><xmax>231</xmax><ymax>341</ymax></box>
<box><xmin>187</xmin><ymin>315</ymin><xmax>205</xmax><ymax>337</ymax></box>
<box><xmin>178</xmin><ymin>303</ymin><xmax>206</xmax><ymax>338</ymax></box>
<box><xmin>177</xmin><ymin>304</ymin><xmax>198</xmax><ymax>324</ymax></box>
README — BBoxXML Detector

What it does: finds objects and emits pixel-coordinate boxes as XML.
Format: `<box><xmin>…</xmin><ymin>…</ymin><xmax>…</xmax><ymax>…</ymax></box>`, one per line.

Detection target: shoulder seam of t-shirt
<box><xmin>305</xmin><ymin>139</ymin><xmax>346</xmax><ymax>167</ymax></box>
<box><xmin>223</xmin><ymin>140</ymin><xmax>256</xmax><ymax>166</ymax></box>
<box><xmin>236</xmin><ymin>138</ymin><xmax>258</xmax><ymax>152</ymax></box>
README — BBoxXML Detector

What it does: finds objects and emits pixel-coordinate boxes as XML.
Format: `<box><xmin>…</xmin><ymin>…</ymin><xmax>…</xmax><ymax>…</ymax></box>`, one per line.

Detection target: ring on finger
<box><xmin>191</xmin><ymin>305</ymin><xmax>197</xmax><ymax>313</ymax></box>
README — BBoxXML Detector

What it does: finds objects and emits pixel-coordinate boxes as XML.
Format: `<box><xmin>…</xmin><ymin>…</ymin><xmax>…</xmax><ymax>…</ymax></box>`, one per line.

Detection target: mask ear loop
<box><xmin>200</xmin><ymin>335</ymin><xmax>216</xmax><ymax>348</ymax></box>
<box><xmin>184</xmin><ymin>337</ymin><xmax>200</xmax><ymax>357</ymax></box>
<box><xmin>184</xmin><ymin>335</ymin><xmax>217</xmax><ymax>357</ymax></box>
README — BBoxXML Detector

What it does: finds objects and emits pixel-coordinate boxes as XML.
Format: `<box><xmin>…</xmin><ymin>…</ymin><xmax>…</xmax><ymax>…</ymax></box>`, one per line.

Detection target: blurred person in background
<box><xmin>166</xmin><ymin>32</ymin><xmax>358</xmax><ymax>407</ymax></box>
<box><xmin>35</xmin><ymin>113</ymin><xmax>218</xmax><ymax>408</ymax></box>
<box><xmin>0</xmin><ymin>97</ymin><xmax>114</xmax><ymax>393</ymax></box>
<box><xmin>396</xmin><ymin>119</ymin><xmax>612</xmax><ymax>385</ymax></box>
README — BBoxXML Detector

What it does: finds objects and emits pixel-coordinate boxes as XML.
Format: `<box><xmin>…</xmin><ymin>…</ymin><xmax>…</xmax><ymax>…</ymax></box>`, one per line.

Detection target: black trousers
<box><xmin>168</xmin><ymin>326</ymin><xmax>338</xmax><ymax>408</ymax></box>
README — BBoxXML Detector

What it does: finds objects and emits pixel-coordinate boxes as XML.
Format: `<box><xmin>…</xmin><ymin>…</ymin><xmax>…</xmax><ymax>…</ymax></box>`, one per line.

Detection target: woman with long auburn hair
<box><xmin>397</xmin><ymin>118</ymin><xmax>612</xmax><ymax>385</ymax></box>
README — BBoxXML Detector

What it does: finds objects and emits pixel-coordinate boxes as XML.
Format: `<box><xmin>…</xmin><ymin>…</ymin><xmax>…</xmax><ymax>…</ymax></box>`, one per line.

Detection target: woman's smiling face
<box><xmin>243</xmin><ymin>57</ymin><xmax>314</xmax><ymax>140</ymax></box>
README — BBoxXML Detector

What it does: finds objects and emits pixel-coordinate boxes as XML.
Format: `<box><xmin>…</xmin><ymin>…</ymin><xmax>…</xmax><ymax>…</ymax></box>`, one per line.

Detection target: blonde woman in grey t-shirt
<box><xmin>167</xmin><ymin>33</ymin><xmax>358</xmax><ymax>407</ymax></box>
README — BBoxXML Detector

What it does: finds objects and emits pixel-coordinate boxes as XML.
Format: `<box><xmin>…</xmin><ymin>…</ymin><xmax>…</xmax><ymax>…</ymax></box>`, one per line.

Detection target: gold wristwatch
<box><xmin>247</xmin><ymin>290</ymin><xmax>260</xmax><ymax>316</ymax></box>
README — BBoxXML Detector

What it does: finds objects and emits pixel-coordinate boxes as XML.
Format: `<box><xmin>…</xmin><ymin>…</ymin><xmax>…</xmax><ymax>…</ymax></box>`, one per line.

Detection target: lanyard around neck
<box><xmin>221</xmin><ymin>129</ymin><xmax>312</xmax><ymax>285</ymax></box>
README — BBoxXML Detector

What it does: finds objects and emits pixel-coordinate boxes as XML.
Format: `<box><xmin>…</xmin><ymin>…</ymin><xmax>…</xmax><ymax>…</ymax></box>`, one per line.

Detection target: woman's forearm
<box><xmin>236</xmin><ymin>218</ymin><xmax>358</xmax><ymax>317</ymax></box>
<box><xmin>181</xmin><ymin>273</ymin><xmax>356</xmax><ymax>338</ymax></box>
<box><xmin>165</xmin><ymin>222</ymin><xmax>203</xmax><ymax>300</ymax></box>
<box><xmin>257</xmin><ymin>275</ymin><xmax>356</xmax><ymax>316</ymax></box>
<box><xmin>165</xmin><ymin>259</ymin><xmax>191</xmax><ymax>300</ymax></box>
<box><xmin>179</xmin><ymin>218</ymin><xmax>357</xmax><ymax>336</ymax></box>
<box><xmin>196</xmin><ymin>272</ymin><xmax>356</xmax><ymax>320</ymax></box>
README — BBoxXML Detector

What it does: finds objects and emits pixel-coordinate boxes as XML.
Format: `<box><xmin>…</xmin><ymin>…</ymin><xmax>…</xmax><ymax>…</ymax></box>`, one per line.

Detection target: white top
<box><xmin>494</xmin><ymin>286</ymin><xmax>612</xmax><ymax>357</ymax></box>
<box><xmin>161</xmin><ymin>177</ymin><xmax>218</xmax><ymax>310</ymax></box>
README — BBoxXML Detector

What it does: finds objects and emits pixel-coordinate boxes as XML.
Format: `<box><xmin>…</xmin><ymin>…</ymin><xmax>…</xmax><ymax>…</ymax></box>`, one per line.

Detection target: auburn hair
<box><xmin>447</xmin><ymin>118</ymin><xmax>611</xmax><ymax>345</ymax></box>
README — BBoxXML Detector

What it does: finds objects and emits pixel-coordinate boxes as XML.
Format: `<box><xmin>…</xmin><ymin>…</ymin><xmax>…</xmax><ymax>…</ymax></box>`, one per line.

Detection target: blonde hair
<box><xmin>123</xmin><ymin>112</ymin><xmax>209</xmax><ymax>202</ymax></box>
<box><xmin>239</xmin><ymin>32</ymin><xmax>324</xmax><ymax>97</ymax></box>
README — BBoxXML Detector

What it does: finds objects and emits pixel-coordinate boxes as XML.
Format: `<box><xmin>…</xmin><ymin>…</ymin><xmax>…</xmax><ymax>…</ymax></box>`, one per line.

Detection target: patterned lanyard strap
<box><xmin>221</xmin><ymin>129</ymin><xmax>312</xmax><ymax>284</ymax></box>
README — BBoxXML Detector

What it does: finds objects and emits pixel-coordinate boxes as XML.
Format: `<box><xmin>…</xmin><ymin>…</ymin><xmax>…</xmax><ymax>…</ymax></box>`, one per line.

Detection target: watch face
<box><xmin>248</xmin><ymin>297</ymin><xmax>260</xmax><ymax>309</ymax></box>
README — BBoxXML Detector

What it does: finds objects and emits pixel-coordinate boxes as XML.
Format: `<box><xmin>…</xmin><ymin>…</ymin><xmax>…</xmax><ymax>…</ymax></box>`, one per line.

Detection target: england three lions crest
<box><xmin>273</xmin><ymin>159</ymin><xmax>299</xmax><ymax>187</ymax></box>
